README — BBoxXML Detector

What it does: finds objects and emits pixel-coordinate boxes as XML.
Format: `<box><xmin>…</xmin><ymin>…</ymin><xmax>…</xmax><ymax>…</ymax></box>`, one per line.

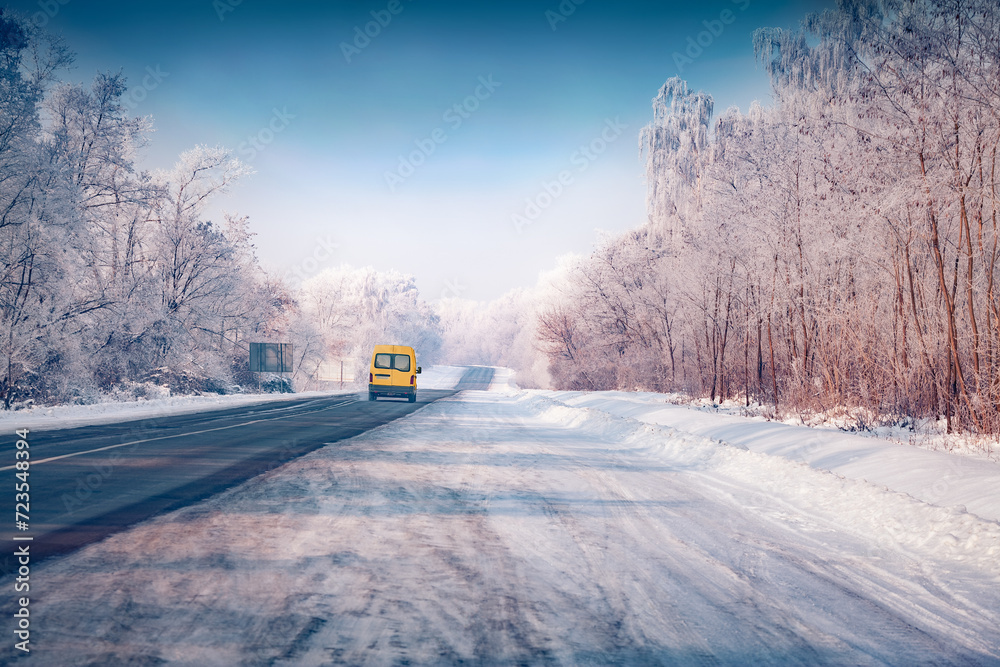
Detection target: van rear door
<box><xmin>388</xmin><ymin>347</ymin><xmax>412</xmax><ymax>387</ymax></box>
<box><xmin>371</xmin><ymin>346</ymin><xmax>414</xmax><ymax>389</ymax></box>
<box><xmin>371</xmin><ymin>350</ymin><xmax>395</xmax><ymax>387</ymax></box>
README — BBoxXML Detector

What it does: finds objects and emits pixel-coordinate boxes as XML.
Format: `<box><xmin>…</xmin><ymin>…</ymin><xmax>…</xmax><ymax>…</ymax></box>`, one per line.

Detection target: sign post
<box><xmin>249</xmin><ymin>343</ymin><xmax>293</xmax><ymax>391</ymax></box>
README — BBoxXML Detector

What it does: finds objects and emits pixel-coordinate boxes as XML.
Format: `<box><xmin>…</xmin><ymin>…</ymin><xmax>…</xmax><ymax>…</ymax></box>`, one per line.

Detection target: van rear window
<box><xmin>374</xmin><ymin>353</ymin><xmax>411</xmax><ymax>372</ymax></box>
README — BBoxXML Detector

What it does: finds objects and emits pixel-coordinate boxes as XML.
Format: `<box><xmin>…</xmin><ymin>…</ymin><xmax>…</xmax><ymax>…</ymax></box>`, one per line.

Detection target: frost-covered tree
<box><xmin>0</xmin><ymin>10</ymin><xmax>74</xmax><ymax>406</ymax></box>
<box><xmin>548</xmin><ymin>0</ymin><xmax>1000</xmax><ymax>433</ymax></box>
<box><xmin>0</xmin><ymin>12</ymin><xmax>300</xmax><ymax>404</ymax></box>
<box><xmin>437</xmin><ymin>287</ymin><xmax>550</xmax><ymax>388</ymax></box>
<box><xmin>640</xmin><ymin>77</ymin><xmax>714</xmax><ymax>241</ymax></box>
<box><xmin>298</xmin><ymin>265</ymin><xmax>442</xmax><ymax>385</ymax></box>
<box><xmin>41</xmin><ymin>71</ymin><xmax>161</xmax><ymax>390</ymax></box>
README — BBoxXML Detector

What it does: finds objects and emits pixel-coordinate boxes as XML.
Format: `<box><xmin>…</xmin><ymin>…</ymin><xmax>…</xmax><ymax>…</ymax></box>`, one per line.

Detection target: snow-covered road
<box><xmin>10</xmin><ymin>373</ymin><xmax>1000</xmax><ymax>665</ymax></box>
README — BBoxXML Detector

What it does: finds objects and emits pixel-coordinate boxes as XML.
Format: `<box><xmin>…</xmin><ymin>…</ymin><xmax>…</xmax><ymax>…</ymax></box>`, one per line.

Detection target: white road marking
<box><xmin>0</xmin><ymin>400</ymin><xmax>355</xmax><ymax>471</ymax></box>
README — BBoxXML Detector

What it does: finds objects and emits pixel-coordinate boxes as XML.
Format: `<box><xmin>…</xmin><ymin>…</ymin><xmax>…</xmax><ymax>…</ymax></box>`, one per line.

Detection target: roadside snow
<box><xmin>542</xmin><ymin>391</ymin><xmax>1000</xmax><ymax>524</ymax></box>
<box><xmin>652</xmin><ymin>392</ymin><xmax>997</xmax><ymax>460</ymax></box>
<box><xmin>523</xmin><ymin>392</ymin><xmax>1000</xmax><ymax>571</ymax></box>
<box><xmin>0</xmin><ymin>390</ymin><xmax>355</xmax><ymax>432</ymax></box>
<box><xmin>485</xmin><ymin>366</ymin><xmax>518</xmax><ymax>392</ymax></box>
<box><xmin>0</xmin><ymin>366</ymin><xmax>466</xmax><ymax>432</ymax></box>
<box><xmin>417</xmin><ymin>365</ymin><xmax>468</xmax><ymax>390</ymax></box>
<box><xmin>12</xmin><ymin>379</ymin><xmax>1000</xmax><ymax>665</ymax></box>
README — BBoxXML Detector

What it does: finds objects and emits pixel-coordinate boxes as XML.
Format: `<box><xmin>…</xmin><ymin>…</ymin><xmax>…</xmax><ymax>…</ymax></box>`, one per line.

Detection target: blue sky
<box><xmin>7</xmin><ymin>0</ymin><xmax>833</xmax><ymax>301</ymax></box>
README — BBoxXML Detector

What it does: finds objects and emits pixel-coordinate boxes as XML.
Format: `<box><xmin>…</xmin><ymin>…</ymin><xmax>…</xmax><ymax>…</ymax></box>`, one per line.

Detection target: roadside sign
<box><xmin>249</xmin><ymin>343</ymin><xmax>293</xmax><ymax>373</ymax></box>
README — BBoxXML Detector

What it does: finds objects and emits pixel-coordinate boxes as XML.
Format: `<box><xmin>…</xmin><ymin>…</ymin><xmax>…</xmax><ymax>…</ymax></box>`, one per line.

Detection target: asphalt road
<box><xmin>1</xmin><ymin>367</ymin><xmax>494</xmax><ymax>569</ymax></box>
<box><xmin>8</xmin><ymin>362</ymin><xmax>993</xmax><ymax>666</ymax></box>
<box><xmin>450</xmin><ymin>365</ymin><xmax>494</xmax><ymax>390</ymax></box>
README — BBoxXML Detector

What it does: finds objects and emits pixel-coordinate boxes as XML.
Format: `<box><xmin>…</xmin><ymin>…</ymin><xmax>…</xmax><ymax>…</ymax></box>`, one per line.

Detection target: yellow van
<box><xmin>368</xmin><ymin>345</ymin><xmax>421</xmax><ymax>402</ymax></box>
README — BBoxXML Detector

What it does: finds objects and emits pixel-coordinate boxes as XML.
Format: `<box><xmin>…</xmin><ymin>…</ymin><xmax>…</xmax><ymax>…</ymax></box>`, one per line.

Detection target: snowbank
<box><xmin>415</xmin><ymin>365</ymin><xmax>467</xmax><ymax>390</ymax></box>
<box><xmin>538</xmin><ymin>391</ymin><xmax>1000</xmax><ymax>524</ymax></box>
<box><xmin>520</xmin><ymin>391</ymin><xmax>1000</xmax><ymax>572</ymax></box>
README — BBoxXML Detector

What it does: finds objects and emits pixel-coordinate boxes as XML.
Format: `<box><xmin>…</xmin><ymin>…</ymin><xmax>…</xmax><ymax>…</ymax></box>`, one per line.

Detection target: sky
<box><xmin>5</xmin><ymin>0</ymin><xmax>834</xmax><ymax>302</ymax></box>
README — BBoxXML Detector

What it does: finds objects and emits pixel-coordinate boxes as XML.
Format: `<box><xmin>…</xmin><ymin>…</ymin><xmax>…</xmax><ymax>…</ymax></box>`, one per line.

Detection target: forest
<box><xmin>4</xmin><ymin>0</ymin><xmax>1000</xmax><ymax>438</ymax></box>
<box><xmin>536</xmin><ymin>0</ymin><xmax>1000</xmax><ymax>434</ymax></box>
<box><xmin>0</xmin><ymin>9</ymin><xmax>441</xmax><ymax>407</ymax></box>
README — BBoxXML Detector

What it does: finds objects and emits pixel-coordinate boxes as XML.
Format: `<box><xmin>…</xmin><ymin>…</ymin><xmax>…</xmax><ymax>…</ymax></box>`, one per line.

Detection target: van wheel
<box><xmin>408</xmin><ymin>394</ymin><xmax>416</xmax><ymax>403</ymax></box>
<box><xmin>369</xmin><ymin>392</ymin><xmax>376</xmax><ymax>401</ymax></box>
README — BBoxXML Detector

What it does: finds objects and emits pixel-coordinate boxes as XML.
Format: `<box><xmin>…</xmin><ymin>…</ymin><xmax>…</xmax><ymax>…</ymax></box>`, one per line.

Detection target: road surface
<box><xmin>0</xmin><ymin>373</ymin><xmax>498</xmax><ymax>568</ymax></box>
<box><xmin>5</xmin><ymin>377</ymin><xmax>997</xmax><ymax>665</ymax></box>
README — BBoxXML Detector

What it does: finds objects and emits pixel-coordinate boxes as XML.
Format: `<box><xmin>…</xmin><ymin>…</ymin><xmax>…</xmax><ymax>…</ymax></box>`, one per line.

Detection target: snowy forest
<box><xmin>537</xmin><ymin>0</ymin><xmax>1000</xmax><ymax>434</ymax></box>
<box><xmin>5</xmin><ymin>0</ymin><xmax>1000</xmax><ymax>438</ymax></box>
<box><xmin>0</xmin><ymin>9</ymin><xmax>442</xmax><ymax>407</ymax></box>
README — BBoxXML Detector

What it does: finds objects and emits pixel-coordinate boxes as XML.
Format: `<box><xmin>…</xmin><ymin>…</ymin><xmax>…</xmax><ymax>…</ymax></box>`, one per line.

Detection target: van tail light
<box><xmin>410</xmin><ymin>375</ymin><xmax>415</xmax><ymax>385</ymax></box>
<box><xmin>369</xmin><ymin>373</ymin><xmax>373</xmax><ymax>383</ymax></box>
